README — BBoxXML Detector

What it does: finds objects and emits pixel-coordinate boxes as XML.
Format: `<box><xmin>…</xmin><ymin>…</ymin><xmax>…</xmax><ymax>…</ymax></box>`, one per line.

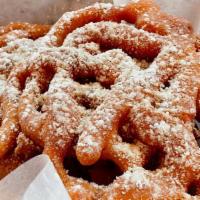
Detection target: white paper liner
<box><xmin>0</xmin><ymin>155</ymin><xmax>71</xmax><ymax>200</ymax></box>
<box><xmin>0</xmin><ymin>0</ymin><xmax>200</xmax><ymax>199</ymax></box>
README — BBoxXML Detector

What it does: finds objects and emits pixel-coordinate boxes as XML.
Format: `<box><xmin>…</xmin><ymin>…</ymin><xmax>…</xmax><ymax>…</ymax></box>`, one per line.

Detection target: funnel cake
<box><xmin>16</xmin><ymin>22</ymin><xmax>199</xmax><ymax>200</ymax></box>
<box><xmin>0</xmin><ymin>0</ymin><xmax>199</xmax><ymax>199</ymax></box>
<box><xmin>0</xmin><ymin>23</ymin><xmax>50</xmax><ymax>179</ymax></box>
<box><xmin>0</xmin><ymin>23</ymin><xmax>50</xmax><ymax>167</ymax></box>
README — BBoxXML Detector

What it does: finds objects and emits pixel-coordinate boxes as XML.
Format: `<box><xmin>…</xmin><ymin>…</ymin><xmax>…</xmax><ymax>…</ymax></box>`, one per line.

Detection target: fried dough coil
<box><xmin>0</xmin><ymin>22</ymin><xmax>50</xmax><ymax>47</ymax></box>
<box><xmin>42</xmin><ymin>0</ymin><xmax>192</xmax><ymax>47</ymax></box>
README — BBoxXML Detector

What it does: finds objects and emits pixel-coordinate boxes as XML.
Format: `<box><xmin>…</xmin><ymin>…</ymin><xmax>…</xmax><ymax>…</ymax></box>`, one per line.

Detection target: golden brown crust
<box><xmin>0</xmin><ymin>133</ymin><xmax>41</xmax><ymax>179</ymax></box>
